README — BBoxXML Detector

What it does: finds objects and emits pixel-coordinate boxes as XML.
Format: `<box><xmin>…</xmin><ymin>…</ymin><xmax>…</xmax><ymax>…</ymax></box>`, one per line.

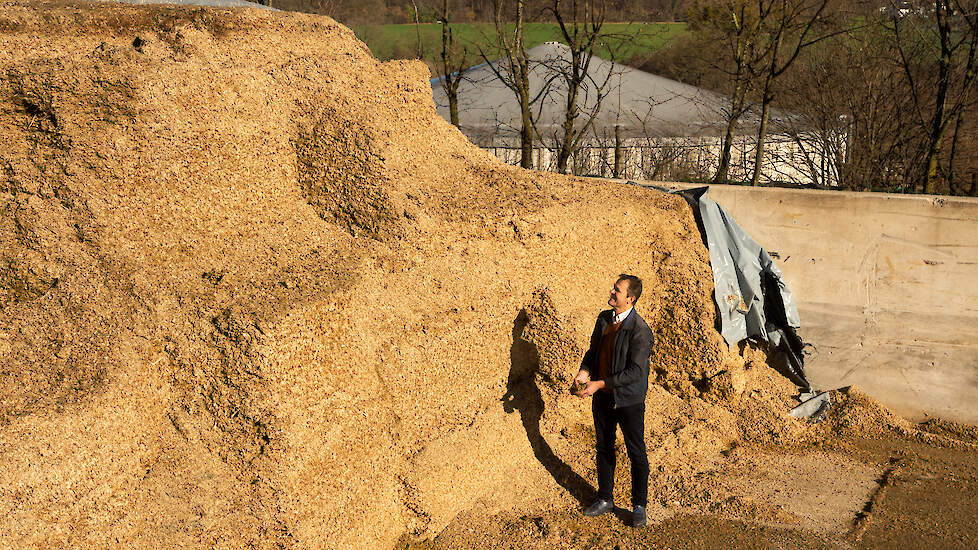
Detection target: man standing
<box><xmin>574</xmin><ymin>274</ymin><xmax>654</xmax><ymax>527</ymax></box>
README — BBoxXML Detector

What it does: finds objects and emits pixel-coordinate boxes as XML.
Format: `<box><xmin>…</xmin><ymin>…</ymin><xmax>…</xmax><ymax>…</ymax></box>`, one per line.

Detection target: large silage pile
<box><xmin>1</xmin><ymin>2</ymin><xmax>960</xmax><ymax>549</ymax></box>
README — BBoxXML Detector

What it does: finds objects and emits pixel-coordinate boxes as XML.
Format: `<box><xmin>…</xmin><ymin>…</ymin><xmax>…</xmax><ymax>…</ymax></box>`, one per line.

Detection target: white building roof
<box><xmin>431</xmin><ymin>42</ymin><xmax>779</xmax><ymax>147</ymax></box>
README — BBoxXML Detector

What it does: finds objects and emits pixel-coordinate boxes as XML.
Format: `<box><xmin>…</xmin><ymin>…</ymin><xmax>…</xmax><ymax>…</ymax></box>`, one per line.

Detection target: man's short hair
<box><xmin>617</xmin><ymin>274</ymin><xmax>643</xmax><ymax>304</ymax></box>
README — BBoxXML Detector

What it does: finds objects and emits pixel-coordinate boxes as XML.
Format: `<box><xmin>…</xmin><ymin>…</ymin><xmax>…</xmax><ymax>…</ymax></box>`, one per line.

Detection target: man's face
<box><xmin>608</xmin><ymin>279</ymin><xmax>633</xmax><ymax>311</ymax></box>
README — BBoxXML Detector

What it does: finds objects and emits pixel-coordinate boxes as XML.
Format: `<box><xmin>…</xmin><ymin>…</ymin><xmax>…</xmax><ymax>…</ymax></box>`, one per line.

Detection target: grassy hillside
<box><xmin>351</xmin><ymin>22</ymin><xmax>687</xmax><ymax>75</ymax></box>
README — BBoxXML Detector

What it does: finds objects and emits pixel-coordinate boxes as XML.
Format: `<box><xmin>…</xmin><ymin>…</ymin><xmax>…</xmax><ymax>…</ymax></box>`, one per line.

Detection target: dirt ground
<box><xmin>1</xmin><ymin>2</ymin><xmax>976</xmax><ymax>549</ymax></box>
<box><xmin>407</xmin><ymin>431</ymin><xmax>978</xmax><ymax>550</ymax></box>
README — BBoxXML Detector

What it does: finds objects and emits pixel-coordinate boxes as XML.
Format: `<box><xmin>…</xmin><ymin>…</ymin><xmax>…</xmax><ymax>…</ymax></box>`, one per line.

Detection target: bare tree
<box><xmin>890</xmin><ymin>0</ymin><xmax>978</xmax><ymax>194</ymax></box>
<box><xmin>946</xmin><ymin>0</ymin><xmax>978</xmax><ymax>196</ymax></box>
<box><xmin>544</xmin><ymin>0</ymin><xmax>623</xmax><ymax>173</ymax></box>
<box><xmin>748</xmin><ymin>0</ymin><xmax>832</xmax><ymax>186</ymax></box>
<box><xmin>689</xmin><ymin>0</ymin><xmax>839</xmax><ymax>184</ymax></box>
<box><xmin>411</xmin><ymin>0</ymin><xmax>425</xmax><ymax>59</ymax></box>
<box><xmin>436</xmin><ymin>0</ymin><xmax>472</xmax><ymax>127</ymax></box>
<box><xmin>779</xmin><ymin>27</ymin><xmax>926</xmax><ymax>192</ymax></box>
<box><xmin>478</xmin><ymin>0</ymin><xmax>536</xmax><ymax>168</ymax></box>
<box><xmin>688</xmin><ymin>0</ymin><xmax>768</xmax><ymax>183</ymax></box>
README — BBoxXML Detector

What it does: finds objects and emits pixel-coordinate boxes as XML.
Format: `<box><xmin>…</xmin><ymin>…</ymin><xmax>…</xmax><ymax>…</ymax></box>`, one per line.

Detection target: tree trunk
<box><xmin>412</xmin><ymin>0</ymin><xmax>424</xmax><ymax>59</ymax></box>
<box><xmin>714</xmin><ymin>81</ymin><xmax>747</xmax><ymax>183</ymax></box>
<box><xmin>614</xmin><ymin>125</ymin><xmax>623</xmax><ymax>179</ymax></box>
<box><xmin>752</xmin><ymin>21</ymin><xmax>783</xmax><ymax>187</ymax></box>
<box><xmin>441</xmin><ymin>0</ymin><xmax>461</xmax><ymax>129</ymax></box>
<box><xmin>448</xmin><ymin>94</ymin><xmax>460</xmax><ymax>128</ymax></box>
<box><xmin>947</xmin><ymin>106</ymin><xmax>964</xmax><ymax>194</ymax></box>
<box><xmin>922</xmin><ymin>2</ymin><xmax>952</xmax><ymax>195</ymax></box>
<box><xmin>515</xmin><ymin>0</ymin><xmax>533</xmax><ymax>169</ymax></box>
<box><xmin>922</xmin><ymin>136</ymin><xmax>943</xmax><ymax>195</ymax></box>
<box><xmin>555</xmin><ymin>81</ymin><xmax>580</xmax><ymax>174</ymax></box>
<box><xmin>519</xmin><ymin>86</ymin><xmax>534</xmax><ymax>169</ymax></box>
<box><xmin>922</xmin><ymin>61</ymin><xmax>948</xmax><ymax>194</ymax></box>
<box><xmin>715</xmin><ymin>117</ymin><xmax>738</xmax><ymax>183</ymax></box>
<box><xmin>751</xmin><ymin>96</ymin><xmax>772</xmax><ymax>186</ymax></box>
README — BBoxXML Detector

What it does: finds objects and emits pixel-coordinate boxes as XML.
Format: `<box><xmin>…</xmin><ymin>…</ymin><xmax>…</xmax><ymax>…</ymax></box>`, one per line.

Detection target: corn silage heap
<box><xmin>2</xmin><ymin>3</ymin><xmax>814</xmax><ymax>548</ymax></box>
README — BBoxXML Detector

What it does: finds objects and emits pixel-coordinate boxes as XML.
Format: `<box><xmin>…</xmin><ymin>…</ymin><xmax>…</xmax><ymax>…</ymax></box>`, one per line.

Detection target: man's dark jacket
<box><xmin>580</xmin><ymin>308</ymin><xmax>654</xmax><ymax>408</ymax></box>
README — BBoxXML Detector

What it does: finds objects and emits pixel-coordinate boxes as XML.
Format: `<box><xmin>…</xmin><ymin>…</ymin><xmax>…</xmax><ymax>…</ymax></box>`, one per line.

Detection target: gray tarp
<box><xmin>644</xmin><ymin>184</ymin><xmax>811</xmax><ymax>390</ymax></box>
<box><xmin>697</xmin><ymin>190</ymin><xmax>801</xmax><ymax>344</ymax></box>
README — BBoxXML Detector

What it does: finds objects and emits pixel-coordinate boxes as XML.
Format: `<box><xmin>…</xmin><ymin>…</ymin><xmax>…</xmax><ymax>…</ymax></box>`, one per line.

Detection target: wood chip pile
<box><xmin>2</xmin><ymin>2</ymin><xmax>967</xmax><ymax>548</ymax></box>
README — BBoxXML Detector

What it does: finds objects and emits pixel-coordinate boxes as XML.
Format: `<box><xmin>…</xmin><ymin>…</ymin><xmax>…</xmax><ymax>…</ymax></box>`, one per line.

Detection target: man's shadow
<box><xmin>501</xmin><ymin>310</ymin><xmax>594</xmax><ymax>507</ymax></box>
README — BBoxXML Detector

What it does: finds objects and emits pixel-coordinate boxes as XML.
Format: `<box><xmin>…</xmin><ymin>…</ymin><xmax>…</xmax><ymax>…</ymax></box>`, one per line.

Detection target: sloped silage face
<box><xmin>0</xmin><ymin>3</ymin><xmax>826</xmax><ymax>548</ymax></box>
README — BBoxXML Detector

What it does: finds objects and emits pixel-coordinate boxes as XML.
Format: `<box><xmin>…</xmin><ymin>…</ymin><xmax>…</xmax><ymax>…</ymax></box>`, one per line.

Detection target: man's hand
<box><xmin>570</xmin><ymin>370</ymin><xmax>590</xmax><ymax>396</ymax></box>
<box><xmin>574</xmin><ymin>379</ymin><xmax>605</xmax><ymax>398</ymax></box>
<box><xmin>574</xmin><ymin>370</ymin><xmax>590</xmax><ymax>385</ymax></box>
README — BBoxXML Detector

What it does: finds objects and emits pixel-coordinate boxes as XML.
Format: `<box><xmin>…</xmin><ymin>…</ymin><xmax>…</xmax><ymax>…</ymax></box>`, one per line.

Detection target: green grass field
<box><xmin>351</xmin><ymin>22</ymin><xmax>687</xmax><ymax>73</ymax></box>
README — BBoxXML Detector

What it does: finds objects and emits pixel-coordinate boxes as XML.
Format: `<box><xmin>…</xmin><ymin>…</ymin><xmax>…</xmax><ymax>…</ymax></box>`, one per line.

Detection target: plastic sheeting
<box><xmin>643</xmin><ymin>184</ymin><xmax>811</xmax><ymax>390</ymax></box>
<box><xmin>791</xmin><ymin>391</ymin><xmax>831</xmax><ymax>421</ymax></box>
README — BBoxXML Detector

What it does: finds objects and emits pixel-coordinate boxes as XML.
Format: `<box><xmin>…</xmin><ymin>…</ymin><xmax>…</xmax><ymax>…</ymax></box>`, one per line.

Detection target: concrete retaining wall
<box><xmin>648</xmin><ymin>182</ymin><xmax>978</xmax><ymax>424</ymax></box>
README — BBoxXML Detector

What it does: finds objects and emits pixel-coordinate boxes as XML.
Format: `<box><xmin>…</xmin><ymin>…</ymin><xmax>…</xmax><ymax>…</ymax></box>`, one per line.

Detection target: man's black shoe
<box><xmin>632</xmin><ymin>505</ymin><xmax>647</xmax><ymax>527</ymax></box>
<box><xmin>583</xmin><ymin>499</ymin><xmax>614</xmax><ymax>517</ymax></box>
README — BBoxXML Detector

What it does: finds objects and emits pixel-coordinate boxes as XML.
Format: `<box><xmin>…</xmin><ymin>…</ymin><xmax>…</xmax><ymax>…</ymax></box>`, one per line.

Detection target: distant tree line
<box><xmin>642</xmin><ymin>0</ymin><xmax>977</xmax><ymax>194</ymax></box>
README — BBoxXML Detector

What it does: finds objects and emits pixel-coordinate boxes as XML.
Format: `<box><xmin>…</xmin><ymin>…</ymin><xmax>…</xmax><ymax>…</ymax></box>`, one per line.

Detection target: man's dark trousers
<box><xmin>592</xmin><ymin>391</ymin><xmax>649</xmax><ymax>507</ymax></box>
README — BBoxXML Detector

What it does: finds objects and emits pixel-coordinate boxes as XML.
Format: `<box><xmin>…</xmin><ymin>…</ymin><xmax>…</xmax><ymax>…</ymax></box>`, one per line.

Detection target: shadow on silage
<box><xmin>501</xmin><ymin>311</ymin><xmax>594</xmax><ymax>507</ymax></box>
